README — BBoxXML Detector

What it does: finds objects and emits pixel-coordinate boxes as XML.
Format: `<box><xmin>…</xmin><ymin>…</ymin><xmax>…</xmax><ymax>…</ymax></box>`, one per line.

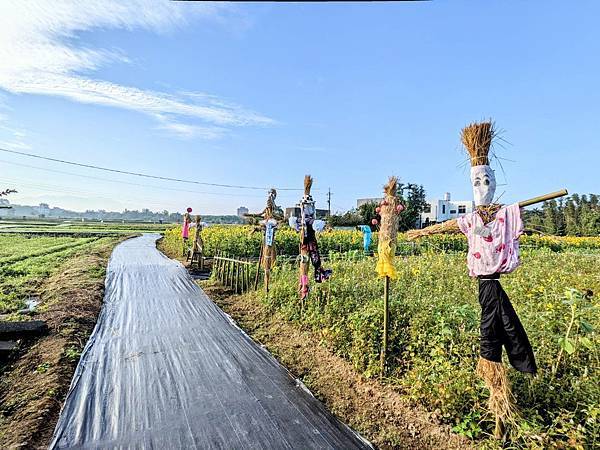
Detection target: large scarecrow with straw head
<box><xmin>289</xmin><ymin>175</ymin><xmax>332</xmax><ymax>299</ymax></box>
<box><xmin>408</xmin><ymin>121</ymin><xmax>549</xmax><ymax>438</ymax></box>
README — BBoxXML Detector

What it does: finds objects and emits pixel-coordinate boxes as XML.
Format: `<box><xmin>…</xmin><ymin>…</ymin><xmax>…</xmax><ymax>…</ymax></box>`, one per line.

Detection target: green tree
<box><xmin>396</xmin><ymin>183</ymin><xmax>427</xmax><ymax>231</ymax></box>
<box><xmin>358</xmin><ymin>202</ymin><xmax>378</xmax><ymax>228</ymax></box>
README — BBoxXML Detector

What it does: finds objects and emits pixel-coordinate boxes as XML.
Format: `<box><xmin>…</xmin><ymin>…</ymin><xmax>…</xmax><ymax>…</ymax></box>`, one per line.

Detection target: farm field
<box><xmin>0</xmin><ymin>233</ymin><xmax>127</xmax><ymax>448</ymax></box>
<box><xmin>0</xmin><ymin>219</ymin><xmax>173</xmax><ymax>236</ymax></box>
<box><xmin>164</xmin><ymin>225</ymin><xmax>600</xmax><ymax>449</ymax></box>
<box><xmin>0</xmin><ymin>234</ymin><xmax>127</xmax><ymax>315</ymax></box>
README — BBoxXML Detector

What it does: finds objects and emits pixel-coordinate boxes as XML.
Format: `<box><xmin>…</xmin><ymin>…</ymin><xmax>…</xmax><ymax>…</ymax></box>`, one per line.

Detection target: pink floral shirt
<box><xmin>457</xmin><ymin>203</ymin><xmax>524</xmax><ymax>277</ymax></box>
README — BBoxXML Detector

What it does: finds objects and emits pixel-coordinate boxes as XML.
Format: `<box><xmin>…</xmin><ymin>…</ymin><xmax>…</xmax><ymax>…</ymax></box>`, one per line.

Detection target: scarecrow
<box><xmin>373</xmin><ymin>177</ymin><xmax>404</xmax><ymax>373</ymax></box>
<box><xmin>288</xmin><ymin>175</ymin><xmax>332</xmax><ymax>299</ymax></box>
<box><xmin>181</xmin><ymin>207</ymin><xmax>193</xmax><ymax>256</ymax></box>
<box><xmin>187</xmin><ymin>215</ymin><xmax>208</xmax><ymax>268</ymax></box>
<box><xmin>375</xmin><ymin>177</ymin><xmax>404</xmax><ymax>279</ymax></box>
<box><xmin>357</xmin><ymin>224</ymin><xmax>372</xmax><ymax>254</ymax></box>
<box><xmin>407</xmin><ymin>121</ymin><xmax>566</xmax><ymax>438</ymax></box>
<box><xmin>245</xmin><ymin>188</ymin><xmax>283</xmax><ymax>292</ymax></box>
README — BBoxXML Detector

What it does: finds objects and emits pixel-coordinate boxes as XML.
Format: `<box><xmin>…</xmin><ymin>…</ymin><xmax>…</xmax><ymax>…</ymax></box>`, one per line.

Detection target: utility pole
<box><xmin>327</xmin><ymin>188</ymin><xmax>331</xmax><ymax>217</ymax></box>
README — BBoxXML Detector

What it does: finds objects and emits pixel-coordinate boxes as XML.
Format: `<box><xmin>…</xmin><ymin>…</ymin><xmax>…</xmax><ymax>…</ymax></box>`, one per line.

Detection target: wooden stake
<box><xmin>254</xmin><ymin>245</ymin><xmax>263</xmax><ymax>290</ymax></box>
<box><xmin>246</xmin><ymin>263</ymin><xmax>251</xmax><ymax>293</ymax></box>
<box><xmin>233</xmin><ymin>262</ymin><xmax>240</xmax><ymax>294</ymax></box>
<box><xmin>380</xmin><ymin>275</ymin><xmax>390</xmax><ymax>377</ymax></box>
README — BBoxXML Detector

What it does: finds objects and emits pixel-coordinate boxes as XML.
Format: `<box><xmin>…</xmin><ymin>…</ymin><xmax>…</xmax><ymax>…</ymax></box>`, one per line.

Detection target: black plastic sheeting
<box><xmin>50</xmin><ymin>235</ymin><xmax>371</xmax><ymax>450</ymax></box>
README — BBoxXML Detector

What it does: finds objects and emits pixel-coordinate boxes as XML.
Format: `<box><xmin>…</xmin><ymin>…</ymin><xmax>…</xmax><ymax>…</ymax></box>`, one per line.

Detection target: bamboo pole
<box><xmin>235</xmin><ymin>261</ymin><xmax>240</xmax><ymax>294</ymax></box>
<box><xmin>380</xmin><ymin>275</ymin><xmax>390</xmax><ymax>377</ymax></box>
<box><xmin>518</xmin><ymin>189</ymin><xmax>568</xmax><ymax>208</ymax></box>
<box><xmin>246</xmin><ymin>262</ymin><xmax>250</xmax><ymax>293</ymax></box>
<box><xmin>218</xmin><ymin>253</ymin><xmax>223</xmax><ymax>282</ymax></box>
<box><xmin>254</xmin><ymin>244</ymin><xmax>263</xmax><ymax>290</ymax></box>
<box><xmin>226</xmin><ymin>258</ymin><xmax>231</xmax><ymax>287</ymax></box>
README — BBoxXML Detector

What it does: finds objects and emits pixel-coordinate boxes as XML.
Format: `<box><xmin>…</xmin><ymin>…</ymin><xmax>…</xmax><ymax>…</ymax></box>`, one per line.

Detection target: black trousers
<box><xmin>478</xmin><ymin>275</ymin><xmax>537</xmax><ymax>374</ymax></box>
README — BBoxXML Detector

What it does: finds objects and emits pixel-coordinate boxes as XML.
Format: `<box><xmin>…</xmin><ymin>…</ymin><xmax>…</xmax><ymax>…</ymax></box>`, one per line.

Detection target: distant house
<box><xmin>418</xmin><ymin>193</ymin><xmax>474</xmax><ymax>228</ymax></box>
<box><xmin>236</xmin><ymin>206</ymin><xmax>249</xmax><ymax>218</ymax></box>
<box><xmin>284</xmin><ymin>206</ymin><xmax>328</xmax><ymax>220</ymax></box>
<box><xmin>356</xmin><ymin>198</ymin><xmax>382</xmax><ymax>208</ymax></box>
<box><xmin>37</xmin><ymin>203</ymin><xmax>50</xmax><ymax>217</ymax></box>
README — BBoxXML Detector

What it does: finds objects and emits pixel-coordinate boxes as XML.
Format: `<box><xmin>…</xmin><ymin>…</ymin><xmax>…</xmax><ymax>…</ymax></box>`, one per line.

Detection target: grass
<box><xmin>0</xmin><ymin>235</ymin><xmax>126</xmax><ymax>448</ymax></box>
<box><xmin>253</xmin><ymin>249</ymin><xmax>600</xmax><ymax>448</ymax></box>
<box><xmin>0</xmin><ymin>234</ymin><xmax>122</xmax><ymax>315</ymax></box>
<box><xmin>0</xmin><ymin>219</ymin><xmax>173</xmax><ymax>235</ymax></box>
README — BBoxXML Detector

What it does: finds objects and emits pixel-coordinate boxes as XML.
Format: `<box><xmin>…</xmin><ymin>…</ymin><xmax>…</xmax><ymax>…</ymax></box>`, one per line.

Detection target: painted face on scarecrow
<box><xmin>302</xmin><ymin>197</ymin><xmax>316</xmax><ymax>218</ymax></box>
<box><xmin>470</xmin><ymin>165</ymin><xmax>496</xmax><ymax>206</ymax></box>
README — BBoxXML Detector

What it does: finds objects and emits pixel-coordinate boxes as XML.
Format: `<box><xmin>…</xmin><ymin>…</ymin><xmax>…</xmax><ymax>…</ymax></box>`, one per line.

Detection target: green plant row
<box><xmin>162</xmin><ymin>225</ymin><xmax>600</xmax><ymax>259</ymax></box>
<box><xmin>259</xmin><ymin>251</ymin><xmax>599</xmax><ymax>448</ymax></box>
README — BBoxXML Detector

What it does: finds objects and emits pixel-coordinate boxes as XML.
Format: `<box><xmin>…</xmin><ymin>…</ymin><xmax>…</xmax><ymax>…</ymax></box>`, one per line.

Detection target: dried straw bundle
<box><xmin>461</xmin><ymin>121</ymin><xmax>497</xmax><ymax>167</ymax></box>
<box><xmin>379</xmin><ymin>177</ymin><xmax>400</xmax><ymax>242</ymax></box>
<box><xmin>405</xmin><ymin>219</ymin><xmax>461</xmax><ymax>240</ymax></box>
<box><xmin>304</xmin><ymin>175</ymin><xmax>313</xmax><ymax>196</ymax></box>
<box><xmin>476</xmin><ymin>357</ymin><xmax>518</xmax><ymax>439</ymax></box>
<box><xmin>376</xmin><ymin>177</ymin><xmax>401</xmax><ymax>279</ymax></box>
<box><xmin>476</xmin><ymin>203</ymin><xmax>503</xmax><ymax>224</ymax></box>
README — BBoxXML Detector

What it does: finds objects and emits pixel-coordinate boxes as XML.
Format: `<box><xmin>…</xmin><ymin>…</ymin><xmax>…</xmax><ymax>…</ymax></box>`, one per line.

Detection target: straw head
<box><xmin>461</xmin><ymin>121</ymin><xmax>497</xmax><ymax>167</ymax></box>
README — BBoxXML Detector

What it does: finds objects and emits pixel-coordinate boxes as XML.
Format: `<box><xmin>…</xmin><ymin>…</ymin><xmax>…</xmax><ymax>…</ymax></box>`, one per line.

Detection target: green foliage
<box><xmin>524</xmin><ymin>193</ymin><xmax>600</xmax><ymax>236</ymax></box>
<box><xmin>358</xmin><ymin>202</ymin><xmax>378</xmax><ymax>228</ymax></box>
<box><xmin>0</xmin><ymin>235</ymin><xmax>120</xmax><ymax>314</ymax></box>
<box><xmin>64</xmin><ymin>347</ymin><xmax>82</xmax><ymax>363</ymax></box>
<box><xmin>245</xmin><ymin>249</ymin><xmax>599</xmax><ymax>448</ymax></box>
<box><xmin>396</xmin><ymin>182</ymin><xmax>427</xmax><ymax>232</ymax></box>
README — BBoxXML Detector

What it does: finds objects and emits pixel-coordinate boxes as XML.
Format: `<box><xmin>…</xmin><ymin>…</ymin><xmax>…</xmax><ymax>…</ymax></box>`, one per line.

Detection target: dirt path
<box><xmin>50</xmin><ymin>235</ymin><xmax>371</xmax><ymax>449</ymax></box>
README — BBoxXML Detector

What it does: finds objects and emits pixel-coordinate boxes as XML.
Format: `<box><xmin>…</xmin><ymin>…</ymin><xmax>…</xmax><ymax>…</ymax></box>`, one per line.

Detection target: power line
<box><xmin>0</xmin><ymin>147</ymin><xmax>305</xmax><ymax>192</ymax></box>
<box><xmin>0</xmin><ymin>159</ymin><xmax>300</xmax><ymax>199</ymax></box>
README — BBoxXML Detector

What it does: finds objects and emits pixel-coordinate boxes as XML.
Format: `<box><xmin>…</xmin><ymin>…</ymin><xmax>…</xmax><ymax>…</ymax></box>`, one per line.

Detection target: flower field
<box><xmin>162</xmin><ymin>224</ymin><xmax>600</xmax><ymax>257</ymax></box>
<box><xmin>164</xmin><ymin>225</ymin><xmax>599</xmax><ymax>448</ymax></box>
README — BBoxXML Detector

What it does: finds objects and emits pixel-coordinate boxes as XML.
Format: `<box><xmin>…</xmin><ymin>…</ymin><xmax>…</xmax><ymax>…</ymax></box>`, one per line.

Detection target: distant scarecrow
<box><xmin>181</xmin><ymin>207</ymin><xmax>193</xmax><ymax>256</ymax></box>
<box><xmin>408</xmin><ymin>121</ymin><xmax>566</xmax><ymax>438</ymax></box>
<box><xmin>289</xmin><ymin>175</ymin><xmax>332</xmax><ymax>299</ymax></box>
<box><xmin>246</xmin><ymin>188</ymin><xmax>283</xmax><ymax>292</ymax></box>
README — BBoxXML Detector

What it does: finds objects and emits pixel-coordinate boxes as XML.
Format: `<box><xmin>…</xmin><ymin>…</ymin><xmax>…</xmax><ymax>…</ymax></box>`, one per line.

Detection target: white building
<box><xmin>418</xmin><ymin>193</ymin><xmax>474</xmax><ymax>228</ymax></box>
<box><xmin>356</xmin><ymin>198</ymin><xmax>382</xmax><ymax>208</ymax></box>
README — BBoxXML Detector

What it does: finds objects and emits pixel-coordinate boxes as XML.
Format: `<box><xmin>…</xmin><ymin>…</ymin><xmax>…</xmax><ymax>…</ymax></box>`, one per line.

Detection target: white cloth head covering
<box><xmin>470</xmin><ymin>165</ymin><xmax>496</xmax><ymax>206</ymax></box>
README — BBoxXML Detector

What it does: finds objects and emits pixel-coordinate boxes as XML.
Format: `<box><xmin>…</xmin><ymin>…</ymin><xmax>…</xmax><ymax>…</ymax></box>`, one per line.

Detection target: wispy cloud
<box><xmin>0</xmin><ymin>108</ymin><xmax>30</xmax><ymax>150</ymax></box>
<box><xmin>0</xmin><ymin>0</ymin><xmax>273</xmax><ymax>139</ymax></box>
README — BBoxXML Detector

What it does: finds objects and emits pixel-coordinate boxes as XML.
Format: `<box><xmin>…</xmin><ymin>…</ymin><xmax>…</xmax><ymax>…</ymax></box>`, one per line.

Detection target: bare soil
<box><xmin>0</xmin><ymin>238</ymin><xmax>124</xmax><ymax>449</ymax></box>
<box><xmin>202</xmin><ymin>282</ymin><xmax>471</xmax><ymax>450</ymax></box>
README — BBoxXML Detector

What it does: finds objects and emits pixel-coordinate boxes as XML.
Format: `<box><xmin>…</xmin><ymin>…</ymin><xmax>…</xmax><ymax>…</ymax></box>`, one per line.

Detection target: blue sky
<box><xmin>0</xmin><ymin>1</ymin><xmax>598</xmax><ymax>215</ymax></box>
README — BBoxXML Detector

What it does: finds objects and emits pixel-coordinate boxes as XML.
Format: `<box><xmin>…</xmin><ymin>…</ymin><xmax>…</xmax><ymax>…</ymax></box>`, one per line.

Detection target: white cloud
<box><xmin>0</xmin><ymin>0</ymin><xmax>273</xmax><ymax>138</ymax></box>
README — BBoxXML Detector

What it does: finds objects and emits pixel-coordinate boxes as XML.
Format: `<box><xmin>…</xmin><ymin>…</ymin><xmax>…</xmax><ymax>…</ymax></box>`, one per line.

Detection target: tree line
<box><xmin>524</xmin><ymin>194</ymin><xmax>600</xmax><ymax>236</ymax></box>
<box><xmin>328</xmin><ymin>182</ymin><xmax>427</xmax><ymax>231</ymax></box>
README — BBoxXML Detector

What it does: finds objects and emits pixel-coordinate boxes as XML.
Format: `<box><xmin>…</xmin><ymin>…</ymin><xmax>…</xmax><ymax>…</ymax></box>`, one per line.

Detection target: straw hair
<box><xmin>461</xmin><ymin>121</ymin><xmax>497</xmax><ymax>167</ymax></box>
<box><xmin>304</xmin><ymin>175</ymin><xmax>313</xmax><ymax>196</ymax></box>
